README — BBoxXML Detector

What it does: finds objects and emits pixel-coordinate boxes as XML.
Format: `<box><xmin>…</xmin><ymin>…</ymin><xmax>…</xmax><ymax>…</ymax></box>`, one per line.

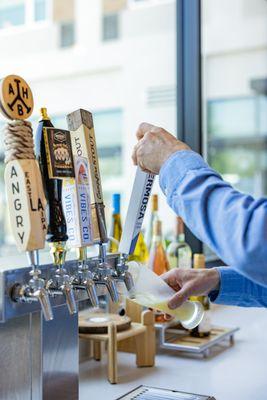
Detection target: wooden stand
<box><xmin>79</xmin><ymin>299</ymin><xmax>155</xmax><ymax>384</ymax></box>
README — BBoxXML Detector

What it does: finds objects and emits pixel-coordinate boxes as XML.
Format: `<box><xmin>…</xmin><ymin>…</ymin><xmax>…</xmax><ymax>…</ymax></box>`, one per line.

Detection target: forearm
<box><xmin>159</xmin><ymin>150</ymin><xmax>267</xmax><ymax>286</ymax></box>
<box><xmin>210</xmin><ymin>267</ymin><xmax>267</xmax><ymax>307</ymax></box>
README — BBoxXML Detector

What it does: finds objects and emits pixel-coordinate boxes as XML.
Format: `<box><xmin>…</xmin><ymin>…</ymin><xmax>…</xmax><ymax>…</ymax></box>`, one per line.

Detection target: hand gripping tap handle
<box><xmin>0</xmin><ymin>75</ymin><xmax>53</xmax><ymax>321</ymax></box>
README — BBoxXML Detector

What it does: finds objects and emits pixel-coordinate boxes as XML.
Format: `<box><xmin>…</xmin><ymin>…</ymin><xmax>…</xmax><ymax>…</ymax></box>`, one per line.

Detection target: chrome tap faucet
<box><xmin>71</xmin><ymin>248</ymin><xmax>99</xmax><ymax>308</ymax></box>
<box><xmin>115</xmin><ymin>254</ymin><xmax>134</xmax><ymax>292</ymax></box>
<box><xmin>11</xmin><ymin>250</ymin><xmax>53</xmax><ymax>322</ymax></box>
<box><xmin>46</xmin><ymin>242</ymin><xmax>77</xmax><ymax>315</ymax></box>
<box><xmin>95</xmin><ymin>243</ymin><xmax>120</xmax><ymax>303</ymax></box>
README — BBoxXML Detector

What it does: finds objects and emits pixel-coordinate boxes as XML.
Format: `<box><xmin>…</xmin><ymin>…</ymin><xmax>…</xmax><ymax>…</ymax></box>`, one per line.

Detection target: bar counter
<box><xmin>80</xmin><ymin>304</ymin><xmax>267</xmax><ymax>400</ymax></box>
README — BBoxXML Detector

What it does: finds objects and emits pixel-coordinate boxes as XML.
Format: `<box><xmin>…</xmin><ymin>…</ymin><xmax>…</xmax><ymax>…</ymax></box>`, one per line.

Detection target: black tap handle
<box><xmin>35</xmin><ymin>113</ymin><xmax>68</xmax><ymax>243</ymax></box>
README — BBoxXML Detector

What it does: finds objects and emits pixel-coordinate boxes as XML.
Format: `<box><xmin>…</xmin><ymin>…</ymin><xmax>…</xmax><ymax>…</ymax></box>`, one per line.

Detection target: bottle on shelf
<box><xmin>128</xmin><ymin>231</ymin><xmax>149</xmax><ymax>264</ymax></box>
<box><xmin>167</xmin><ymin>216</ymin><xmax>192</xmax><ymax>269</ymax></box>
<box><xmin>148</xmin><ymin>220</ymin><xmax>169</xmax><ymax>275</ymax></box>
<box><xmin>148</xmin><ymin>219</ymin><xmax>169</xmax><ymax>322</ymax></box>
<box><xmin>190</xmin><ymin>253</ymin><xmax>211</xmax><ymax>338</ymax></box>
<box><xmin>108</xmin><ymin>193</ymin><xmax>122</xmax><ymax>253</ymax></box>
<box><xmin>145</xmin><ymin>194</ymin><xmax>159</xmax><ymax>250</ymax></box>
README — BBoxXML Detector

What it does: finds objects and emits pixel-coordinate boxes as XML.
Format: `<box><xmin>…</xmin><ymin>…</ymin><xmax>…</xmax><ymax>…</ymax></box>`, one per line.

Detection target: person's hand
<box><xmin>132</xmin><ymin>122</ymin><xmax>190</xmax><ymax>174</ymax></box>
<box><xmin>161</xmin><ymin>268</ymin><xmax>220</xmax><ymax>310</ymax></box>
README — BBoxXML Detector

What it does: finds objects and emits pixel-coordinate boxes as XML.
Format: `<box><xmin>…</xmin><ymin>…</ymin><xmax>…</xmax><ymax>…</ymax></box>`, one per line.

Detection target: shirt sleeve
<box><xmin>209</xmin><ymin>267</ymin><xmax>267</xmax><ymax>307</ymax></box>
<box><xmin>159</xmin><ymin>150</ymin><xmax>267</xmax><ymax>287</ymax></box>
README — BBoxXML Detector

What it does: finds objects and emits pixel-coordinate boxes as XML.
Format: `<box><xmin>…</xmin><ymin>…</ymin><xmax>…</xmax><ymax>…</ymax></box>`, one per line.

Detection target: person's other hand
<box><xmin>161</xmin><ymin>268</ymin><xmax>220</xmax><ymax>310</ymax></box>
<box><xmin>132</xmin><ymin>122</ymin><xmax>190</xmax><ymax>174</ymax></box>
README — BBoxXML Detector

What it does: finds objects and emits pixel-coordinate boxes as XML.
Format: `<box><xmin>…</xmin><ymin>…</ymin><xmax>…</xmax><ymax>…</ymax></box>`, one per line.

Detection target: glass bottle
<box><xmin>167</xmin><ymin>216</ymin><xmax>192</xmax><ymax>269</ymax></box>
<box><xmin>108</xmin><ymin>193</ymin><xmax>122</xmax><ymax>253</ymax></box>
<box><xmin>145</xmin><ymin>194</ymin><xmax>159</xmax><ymax>250</ymax></box>
<box><xmin>128</xmin><ymin>231</ymin><xmax>149</xmax><ymax>264</ymax></box>
<box><xmin>148</xmin><ymin>220</ymin><xmax>169</xmax><ymax>322</ymax></box>
<box><xmin>148</xmin><ymin>220</ymin><xmax>169</xmax><ymax>275</ymax></box>
<box><xmin>190</xmin><ymin>254</ymin><xmax>211</xmax><ymax>338</ymax></box>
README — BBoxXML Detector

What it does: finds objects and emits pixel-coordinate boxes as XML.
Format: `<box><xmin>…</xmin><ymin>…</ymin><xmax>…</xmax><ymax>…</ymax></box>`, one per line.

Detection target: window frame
<box><xmin>102</xmin><ymin>12</ymin><xmax>120</xmax><ymax>42</ymax></box>
<box><xmin>176</xmin><ymin>0</ymin><xmax>203</xmax><ymax>255</ymax></box>
<box><xmin>0</xmin><ymin>0</ymin><xmax>52</xmax><ymax>34</ymax></box>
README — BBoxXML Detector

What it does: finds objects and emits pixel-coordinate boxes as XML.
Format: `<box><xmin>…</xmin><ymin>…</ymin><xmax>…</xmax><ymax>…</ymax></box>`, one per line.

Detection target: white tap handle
<box><xmin>62</xmin><ymin>156</ymin><xmax>93</xmax><ymax>248</ymax></box>
<box><xmin>119</xmin><ymin>167</ymin><xmax>154</xmax><ymax>256</ymax></box>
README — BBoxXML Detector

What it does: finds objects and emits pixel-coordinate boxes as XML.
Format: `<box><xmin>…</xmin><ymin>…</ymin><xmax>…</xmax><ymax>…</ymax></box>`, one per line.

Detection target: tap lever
<box><xmin>62</xmin><ymin>283</ymin><xmax>77</xmax><ymax>315</ymax></box>
<box><xmin>104</xmin><ymin>275</ymin><xmax>119</xmax><ymax>303</ymax></box>
<box><xmin>33</xmin><ymin>288</ymin><xmax>53</xmax><ymax>321</ymax></box>
<box><xmin>99</xmin><ymin>243</ymin><xmax>107</xmax><ymax>264</ymax></box>
<box><xmin>11</xmin><ymin>282</ymin><xmax>54</xmax><ymax>322</ymax></box>
<box><xmin>115</xmin><ymin>254</ymin><xmax>134</xmax><ymax>292</ymax></box>
<box><xmin>121</xmin><ymin>270</ymin><xmax>134</xmax><ymax>292</ymax></box>
<box><xmin>84</xmin><ymin>278</ymin><xmax>99</xmax><ymax>308</ymax></box>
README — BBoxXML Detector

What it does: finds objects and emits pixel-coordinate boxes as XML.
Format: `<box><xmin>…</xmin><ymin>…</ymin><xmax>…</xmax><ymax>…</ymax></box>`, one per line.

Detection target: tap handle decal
<box><xmin>67</xmin><ymin>109</ymin><xmax>108</xmax><ymax>244</ymax></box>
<box><xmin>35</xmin><ymin>110</ymin><xmax>74</xmax><ymax>243</ymax></box>
<box><xmin>0</xmin><ymin>75</ymin><xmax>47</xmax><ymax>251</ymax></box>
<box><xmin>62</xmin><ymin>156</ymin><xmax>94</xmax><ymax>248</ymax></box>
<box><xmin>119</xmin><ymin>167</ymin><xmax>155</xmax><ymax>256</ymax></box>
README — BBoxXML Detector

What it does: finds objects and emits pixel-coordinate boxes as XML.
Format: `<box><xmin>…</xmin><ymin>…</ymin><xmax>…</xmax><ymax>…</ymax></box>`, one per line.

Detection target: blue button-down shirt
<box><xmin>159</xmin><ymin>150</ymin><xmax>267</xmax><ymax>307</ymax></box>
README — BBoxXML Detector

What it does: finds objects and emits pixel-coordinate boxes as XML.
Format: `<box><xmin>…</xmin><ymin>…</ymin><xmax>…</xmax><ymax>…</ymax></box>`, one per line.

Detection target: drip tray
<box><xmin>116</xmin><ymin>385</ymin><xmax>216</xmax><ymax>400</ymax></box>
<box><xmin>155</xmin><ymin>321</ymin><xmax>239</xmax><ymax>358</ymax></box>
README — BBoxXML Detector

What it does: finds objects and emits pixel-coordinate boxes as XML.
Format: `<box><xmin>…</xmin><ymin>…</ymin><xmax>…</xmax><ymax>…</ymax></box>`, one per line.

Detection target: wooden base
<box><xmin>79</xmin><ymin>312</ymin><xmax>131</xmax><ymax>334</ymax></box>
<box><xmin>79</xmin><ymin>300</ymin><xmax>155</xmax><ymax>384</ymax></box>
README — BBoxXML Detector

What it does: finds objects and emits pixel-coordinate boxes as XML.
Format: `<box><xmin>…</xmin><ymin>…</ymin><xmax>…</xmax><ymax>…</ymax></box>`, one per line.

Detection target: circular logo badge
<box><xmin>0</xmin><ymin>75</ymin><xmax>34</xmax><ymax>120</ymax></box>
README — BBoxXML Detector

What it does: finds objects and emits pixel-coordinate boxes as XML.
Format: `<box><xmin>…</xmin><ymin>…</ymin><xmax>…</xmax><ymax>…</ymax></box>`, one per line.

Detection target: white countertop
<box><xmin>79</xmin><ymin>304</ymin><xmax>267</xmax><ymax>400</ymax></box>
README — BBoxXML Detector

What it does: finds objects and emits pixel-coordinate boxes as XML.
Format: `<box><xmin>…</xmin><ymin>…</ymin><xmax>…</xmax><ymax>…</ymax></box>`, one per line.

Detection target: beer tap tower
<box><xmin>35</xmin><ymin>107</ymin><xmax>77</xmax><ymax>315</ymax></box>
<box><xmin>0</xmin><ymin>75</ymin><xmax>53</xmax><ymax>322</ymax></box>
<box><xmin>0</xmin><ymin>81</ymin><xmax>153</xmax><ymax>399</ymax></box>
<box><xmin>62</xmin><ymin>153</ymin><xmax>99</xmax><ymax>307</ymax></box>
<box><xmin>67</xmin><ymin>109</ymin><xmax>121</xmax><ymax>301</ymax></box>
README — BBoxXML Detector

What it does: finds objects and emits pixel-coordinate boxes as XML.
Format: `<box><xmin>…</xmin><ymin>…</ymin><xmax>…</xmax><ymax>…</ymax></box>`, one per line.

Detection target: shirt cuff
<box><xmin>159</xmin><ymin>150</ymin><xmax>209</xmax><ymax>196</ymax></box>
<box><xmin>209</xmin><ymin>267</ymin><xmax>245</xmax><ymax>304</ymax></box>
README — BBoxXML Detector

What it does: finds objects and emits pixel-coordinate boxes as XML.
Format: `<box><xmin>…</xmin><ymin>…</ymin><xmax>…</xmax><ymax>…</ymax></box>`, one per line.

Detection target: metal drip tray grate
<box><xmin>155</xmin><ymin>322</ymin><xmax>239</xmax><ymax>358</ymax></box>
<box><xmin>116</xmin><ymin>385</ymin><xmax>216</xmax><ymax>400</ymax></box>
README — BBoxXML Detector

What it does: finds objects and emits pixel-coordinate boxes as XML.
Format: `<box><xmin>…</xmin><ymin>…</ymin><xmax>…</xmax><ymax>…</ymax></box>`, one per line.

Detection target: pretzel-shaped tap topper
<box><xmin>0</xmin><ymin>75</ymin><xmax>47</xmax><ymax>251</ymax></box>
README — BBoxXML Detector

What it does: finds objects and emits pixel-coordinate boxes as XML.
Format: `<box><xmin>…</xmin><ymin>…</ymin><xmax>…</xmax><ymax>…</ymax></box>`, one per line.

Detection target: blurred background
<box><xmin>0</xmin><ymin>0</ymin><xmax>267</xmax><ymax>258</ymax></box>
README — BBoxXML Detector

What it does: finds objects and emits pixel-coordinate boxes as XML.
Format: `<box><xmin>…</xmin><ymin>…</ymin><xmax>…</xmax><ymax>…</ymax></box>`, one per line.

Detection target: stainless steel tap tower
<box><xmin>0</xmin><ymin>77</ymin><xmax>153</xmax><ymax>400</ymax></box>
<box><xmin>0</xmin><ymin>253</ymin><xmax>120</xmax><ymax>400</ymax></box>
<box><xmin>0</xmin><ymin>76</ymin><xmax>128</xmax><ymax>400</ymax></box>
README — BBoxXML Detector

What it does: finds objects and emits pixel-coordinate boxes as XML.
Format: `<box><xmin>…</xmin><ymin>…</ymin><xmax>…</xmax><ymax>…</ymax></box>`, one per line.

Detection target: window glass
<box><xmin>0</xmin><ymin>0</ymin><xmax>176</xmax><ymax>256</ymax></box>
<box><xmin>202</xmin><ymin>0</ymin><xmax>267</xmax><ymax>196</ymax></box>
<box><xmin>202</xmin><ymin>0</ymin><xmax>267</xmax><ymax>258</ymax></box>
<box><xmin>60</xmin><ymin>22</ymin><xmax>75</xmax><ymax>47</ymax></box>
<box><xmin>34</xmin><ymin>0</ymin><xmax>47</xmax><ymax>21</ymax></box>
<box><xmin>0</xmin><ymin>1</ymin><xmax>25</xmax><ymax>29</ymax></box>
<box><xmin>103</xmin><ymin>14</ymin><xmax>119</xmax><ymax>41</ymax></box>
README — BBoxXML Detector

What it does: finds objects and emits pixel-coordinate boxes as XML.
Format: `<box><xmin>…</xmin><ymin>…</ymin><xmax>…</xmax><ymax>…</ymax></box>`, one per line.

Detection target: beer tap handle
<box><xmin>33</xmin><ymin>288</ymin><xmax>54</xmax><ymax>322</ymax></box>
<box><xmin>62</xmin><ymin>283</ymin><xmax>77</xmax><ymax>315</ymax></box>
<box><xmin>0</xmin><ymin>75</ymin><xmax>54</xmax><ymax>322</ymax></box>
<box><xmin>35</xmin><ymin>108</ymin><xmax>74</xmax><ymax>243</ymax></box>
<box><xmin>67</xmin><ymin>109</ymin><xmax>108</xmax><ymax>245</ymax></box>
<box><xmin>119</xmin><ymin>167</ymin><xmax>155</xmax><ymax>257</ymax></box>
<box><xmin>116</xmin><ymin>167</ymin><xmax>154</xmax><ymax>290</ymax></box>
